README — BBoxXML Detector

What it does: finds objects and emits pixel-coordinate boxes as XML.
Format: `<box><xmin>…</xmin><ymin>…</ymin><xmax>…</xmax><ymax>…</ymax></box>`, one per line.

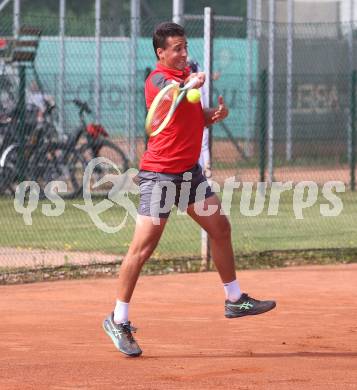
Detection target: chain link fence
<box><xmin>0</xmin><ymin>10</ymin><xmax>357</xmax><ymax>273</ymax></box>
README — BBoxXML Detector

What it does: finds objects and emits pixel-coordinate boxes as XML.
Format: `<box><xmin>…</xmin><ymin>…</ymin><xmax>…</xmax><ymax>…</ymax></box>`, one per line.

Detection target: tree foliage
<box><xmin>5</xmin><ymin>0</ymin><xmax>246</xmax><ymax>19</ymax></box>
<box><xmin>0</xmin><ymin>0</ymin><xmax>247</xmax><ymax>37</ymax></box>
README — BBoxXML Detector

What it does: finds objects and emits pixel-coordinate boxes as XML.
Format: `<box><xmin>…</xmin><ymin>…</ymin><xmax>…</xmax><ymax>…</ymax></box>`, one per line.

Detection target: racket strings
<box><xmin>150</xmin><ymin>89</ymin><xmax>178</xmax><ymax>132</ymax></box>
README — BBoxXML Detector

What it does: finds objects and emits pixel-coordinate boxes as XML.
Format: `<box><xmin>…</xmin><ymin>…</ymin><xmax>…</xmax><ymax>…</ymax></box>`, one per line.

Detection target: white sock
<box><xmin>113</xmin><ymin>300</ymin><xmax>129</xmax><ymax>324</ymax></box>
<box><xmin>223</xmin><ymin>280</ymin><xmax>241</xmax><ymax>302</ymax></box>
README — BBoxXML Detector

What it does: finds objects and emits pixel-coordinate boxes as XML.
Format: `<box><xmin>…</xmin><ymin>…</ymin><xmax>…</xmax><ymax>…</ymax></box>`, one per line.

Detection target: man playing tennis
<box><xmin>103</xmin><ymin>22</ymin><xmax>276</xmax><ymax>357</ymax></box>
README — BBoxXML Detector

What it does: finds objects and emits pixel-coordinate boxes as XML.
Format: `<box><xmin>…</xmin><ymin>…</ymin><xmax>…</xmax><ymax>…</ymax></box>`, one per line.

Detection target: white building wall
<box><xmin>256</xmin><ymin>0</ymin><xmax>356</xmax><ymax>37</ymax></box>
<box><xmin>256</xmin><ymin>0</ymin><xmax>356</xmax><ymax>24</ymax></box>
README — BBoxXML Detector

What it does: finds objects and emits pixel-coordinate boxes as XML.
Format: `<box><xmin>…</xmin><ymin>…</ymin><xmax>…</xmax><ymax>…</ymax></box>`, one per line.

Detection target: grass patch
<box><xmin>0</xmin><ymin>189</ymin><xmax>357</xmax><ymax>263</ymax></box>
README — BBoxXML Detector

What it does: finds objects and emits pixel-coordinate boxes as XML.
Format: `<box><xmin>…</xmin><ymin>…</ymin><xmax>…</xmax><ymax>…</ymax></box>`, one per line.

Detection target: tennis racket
<box><xmin>145</xmin><ymin>77</ymin><xmax>199</xmax><ymax>137</ymax></box>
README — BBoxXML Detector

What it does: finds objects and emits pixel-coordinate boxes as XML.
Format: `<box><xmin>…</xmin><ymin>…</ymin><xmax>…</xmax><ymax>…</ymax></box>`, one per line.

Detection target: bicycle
<box><xmin>0</xmin><ymin>99</ymin><xmax>130</xmax><ymax>198</ymax></box>
<box><xmin>70</xmin><ymin>99</ymin><xmax>130</xmax><ymax>196</ymax></box>
<box><xmin>0</xmin><ymin>102</ymin><xmax>87</xmax><ymax>198</ymax></box>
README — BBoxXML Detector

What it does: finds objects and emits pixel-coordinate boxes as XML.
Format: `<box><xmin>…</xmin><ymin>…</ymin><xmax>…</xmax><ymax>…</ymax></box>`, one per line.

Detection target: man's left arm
<box><xmin>203</xmin><ymin>96</ymin><xmax>229</xmax><ymax>126</ymax></box>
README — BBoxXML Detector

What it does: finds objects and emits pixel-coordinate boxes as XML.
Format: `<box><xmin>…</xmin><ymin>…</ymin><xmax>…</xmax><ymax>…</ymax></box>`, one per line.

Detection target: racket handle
<box><xmin>184</xmin><ymin>77</ymin><xmax>200</xmax><ymax>90</ymax></box>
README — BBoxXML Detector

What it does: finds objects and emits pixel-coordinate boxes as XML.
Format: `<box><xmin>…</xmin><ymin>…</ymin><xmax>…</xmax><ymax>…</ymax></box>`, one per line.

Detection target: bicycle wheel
<box><xmin>45</xmin><ymin>149</ymin><xmax>86</xmax><ymax>199</ymax></box>
<box><xmin>78</xmin><ymin>137</ymin><xmax>129</xmax><ymax>196</ymax></box>
<box><xmin>0</xmin><ymin>145</ymin><xmax>17</xmax><ymax>195</ymax></box>
<box><xmin>0</xmin><ymin>143</ymin><xmax>49</xmax><ymax>197</ymax></box>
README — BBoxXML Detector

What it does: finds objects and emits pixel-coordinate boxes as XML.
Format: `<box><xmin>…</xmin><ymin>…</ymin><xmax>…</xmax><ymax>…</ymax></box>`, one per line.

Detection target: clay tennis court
<box><xmin>1</xmin><ymin>264</ymin><xmax>356</xmax><ymax>389</ymax></box>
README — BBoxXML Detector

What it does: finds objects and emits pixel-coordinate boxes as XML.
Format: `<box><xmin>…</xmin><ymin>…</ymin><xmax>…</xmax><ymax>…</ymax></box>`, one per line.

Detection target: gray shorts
<box><xmin>137</xmin><ymin>164</ymin><xmax>214</xmax><ymax>218</ymax></box>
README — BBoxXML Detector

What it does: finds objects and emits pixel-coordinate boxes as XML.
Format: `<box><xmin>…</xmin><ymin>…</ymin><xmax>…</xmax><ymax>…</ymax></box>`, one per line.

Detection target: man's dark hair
<box><xmin>153</xmin><ymin>22</ymin><xmax>185</xmax><ymax>59</ymax></box>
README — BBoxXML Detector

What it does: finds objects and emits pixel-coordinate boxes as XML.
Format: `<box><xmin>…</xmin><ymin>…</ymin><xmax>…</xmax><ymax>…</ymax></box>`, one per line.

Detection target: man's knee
<box><xmin>127</xmin><ymin>243</ymin><xmax>157</xmax><ymax>266</ymax></box>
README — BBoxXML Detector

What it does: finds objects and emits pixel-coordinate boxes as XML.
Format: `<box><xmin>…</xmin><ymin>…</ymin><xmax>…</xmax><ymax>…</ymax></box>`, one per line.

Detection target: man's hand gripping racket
<box><xmin>145</xmin><ymin>76</ymin><xmax>201</xmax><ymax>137</ymax></box>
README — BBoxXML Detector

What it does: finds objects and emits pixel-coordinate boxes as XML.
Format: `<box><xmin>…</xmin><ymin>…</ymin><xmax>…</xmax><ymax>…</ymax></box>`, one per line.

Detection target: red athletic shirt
<box><xmin>140</xmin><ymin>62</ymin><xmax>205</xmax><ymax>173</ymax></box>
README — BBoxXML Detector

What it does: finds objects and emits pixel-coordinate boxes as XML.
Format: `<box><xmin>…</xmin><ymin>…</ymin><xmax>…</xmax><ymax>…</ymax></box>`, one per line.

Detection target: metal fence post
<box><xmin>201</xmin><ymin>6</ymin><xmax>213</xmax><ymax>271</ymax></box>
<box><xmin>59</xmin><ymin>0</ymin><xmax>66</xmax><ymax>136</ymax></box>
<box><xmin>255</xmin><ymin>0</ymin><xmax>262</xmax><ymax>38</ymax></box>
<box><xmin>351</xmin><ymin>70</ymin><xmax>356</xmax><ymax>191</ymax></box>
<box><xmin>13</xmin><ymin>0</ymin><xmax>20</xmax><ymax>38</ymax></box>
<box><xmin>95</xmin><ymin>0</ymin><xmax>102</xmax><ymax>124</ymax></box>
<box><xmin>259</xmin><ymin>70</ymin><xmax>267</xmax><ymax>183</ymax></box>
<box><xmin>347</xmin><ymin>0</ymin><xmax>354</xmax><ymax>165</ymax></box>
<box><xmin>286</xmin><ymin>0</ymin><xmax>293</xmax><ymax>161</ymax></box>
<box><xmin>17</xmin><ymin>64</ymin><xmax>26</xmax><ymax>182</ymax></box>
<box><xmin>246</xmin><ymin>0</ymin><xmax>253</xmax><ymax>157</ymax></box>
<box><xmin>129</xmin><ymin>0</ymin><xmax>140</xmax><ymax>164</ymax></box>
<box><xmin>267</xmin><ymin>0</ymin><xmax>275</xmax><ymax>183</ymax></box>
<box><xmin>172</xmin><ymin>0</ymin><xmax>184</xmax><ymax>25</ymax></box>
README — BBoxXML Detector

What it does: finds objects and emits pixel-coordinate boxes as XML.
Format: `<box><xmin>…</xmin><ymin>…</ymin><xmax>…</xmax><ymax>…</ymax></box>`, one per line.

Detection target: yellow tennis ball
<box><xmin>186</xmin><ymin>88</ymin><xmax>201</xmax><ymax>104</ymax></box>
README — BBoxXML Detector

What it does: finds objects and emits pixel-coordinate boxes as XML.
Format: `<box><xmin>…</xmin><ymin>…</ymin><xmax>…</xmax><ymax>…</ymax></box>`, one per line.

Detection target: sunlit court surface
<box><xmin>1</xmin><ymin>265</ymin><xmax>356</xmax><ymax>390</ymax></box>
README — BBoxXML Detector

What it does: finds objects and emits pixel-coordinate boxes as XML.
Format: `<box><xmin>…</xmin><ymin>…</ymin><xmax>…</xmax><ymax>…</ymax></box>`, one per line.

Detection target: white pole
<box><xmin>286</xmin><ymin>0</ymin><xmax>294</xmax><ymax>161</ymax></box>
<box><xmin>256</xmin><ymin>0</ymin><xmax>262</xmax><ymax>38</ymax></box>
<box><xmin>129</xmin><ymin>0</ymin><xmax>140</xmax><ymax>163</ymax></box>
<box><xmin>172</xmin><ymin>0</ymin><xmax>184</xmax><ymax>25</ymax></box>
<box><xmin>246</xmin><ymin>0</ymin><xmax>254</xmax><ymax>157</ymax></box>
<box><xmin>203</xmin><ymin>7</ymin><xmax>212</xmax><ymax>109</ymax></box>
<box><xmin>0</xmin><ymin>0</ymin><xmax>12</xmax><ymax>13</ymax></box>
<box><xmin>95</xmin><ymin>0</ymin><xmax>102</xmax><ymax>123</ymax></box>
<box><xmin>348</xmin><ymin>0</ymin><xmax>354</xmax><ymax>164</ymax></box>
<box><xmin>13</xmin><ymin>0</ymin><xmax>20</xmax><ymax>38</ymax></box>
<box><xmin>267</xmin><ymin>0</ymin><xmax>275</xmax><ymax>183</ymax></box>
<box><xmin>59</xmin><ymin>0</ymin><xmax>66</xmax><ymax>135</ymax></box>
<box><xmin>201</xmin><ymin>6</ymin><xmax>213</xmax><ymax>269</ymax></box>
